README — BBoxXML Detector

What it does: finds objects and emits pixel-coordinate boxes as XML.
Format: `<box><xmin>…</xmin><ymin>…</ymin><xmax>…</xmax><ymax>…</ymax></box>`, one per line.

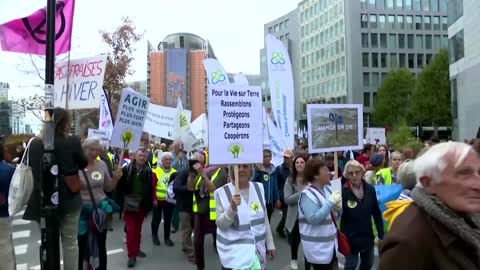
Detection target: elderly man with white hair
<box><xmin>379</xmin><ymin>142</ymin><xmax>480</xmax><ymax>270</ymax></box>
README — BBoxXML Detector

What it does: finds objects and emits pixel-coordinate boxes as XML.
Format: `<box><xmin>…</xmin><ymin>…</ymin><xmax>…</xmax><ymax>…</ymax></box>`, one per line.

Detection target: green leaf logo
<box><xmin>251</xmin><ymin>202</ymin><xmax>261</xmax><ymax>213</ymax></box>
<box><xmin>180</xmin><ymin>112</ymin><xmax>188</xmax><ymax>129</ymax></box>
<box><xmin>121</xmin><ymin>130</ymin><xmax>134</xmax><ymax>148</ymax></box>
<box><xmin>229</xmin><ymin>144</ymin><xmax>243</xmax><ymax>158</ymax></box>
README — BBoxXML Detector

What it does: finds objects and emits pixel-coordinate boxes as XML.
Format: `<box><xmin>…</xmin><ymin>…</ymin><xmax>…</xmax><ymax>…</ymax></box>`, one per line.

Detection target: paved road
<box><xmin>13</xmin><ymin>209</ymin><xmax>378</xmax><ymax>269</ymax></box>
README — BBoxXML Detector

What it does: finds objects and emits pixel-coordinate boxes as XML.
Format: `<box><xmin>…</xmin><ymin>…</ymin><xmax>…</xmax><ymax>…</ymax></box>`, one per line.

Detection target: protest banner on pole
<box><xmin>208</xmin><ymin>85</ymin><xmax>263</xmax><ymax>165</ymax></box>
<box><xmin>54</xmin><ymin>55</ymin><xmax>107</xmax><ymax>109</ymax></box>
<box><xmin>307</xmin><ymin>104</ymin><xmax>364</xmax><ymax>153</ymax></box>
<box><xmin>110</xmin><ymin>88</ymin><xmax>149</xmax><ymax>150</ymax></box>
<box><xmin>88</xmin><ymin>128</ymin><xmax>110</xmax><ymax>147</ymax></box>
<box><xmin>190</xmin><ymin>113</ymin><xmax>208</xmax><ymax>148</ymax></box>
<box><xmin>143</xmin><ymin>103</ymin><xmax>192</xmax><ymax>140</ymax></box>
<box><xmin>99</xmin><ymin>89</ymin><xmax>113</xmax><ymax>138</ymax></box>
<box><xmin>366</xmin><ymin>128</ymin><xmax>387</xmax><ymax>145</ymax></box>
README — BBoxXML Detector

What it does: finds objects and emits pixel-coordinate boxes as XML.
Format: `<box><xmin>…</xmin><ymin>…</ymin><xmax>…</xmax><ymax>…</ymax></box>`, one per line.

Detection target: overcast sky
<box><xmin>0</xmin><ymin>0</ymin><xmax>299</xmax><ymax>98</ymax></box>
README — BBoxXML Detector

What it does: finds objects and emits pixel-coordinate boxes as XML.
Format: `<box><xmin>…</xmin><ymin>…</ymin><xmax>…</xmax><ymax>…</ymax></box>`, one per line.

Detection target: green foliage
<box><xmin>373</xmin><ymin>69</ymin><xmax>415</xmax><ymax>127</ymax></box>
<box><xmin>387</xmin><ymin>120</ymin><xmax>422</xmax><ymax>151</ymax></box>
<box><xmin>411</xmin><ymin>49</ymin><xmax>451</xmax><ymax>131</ymax></box>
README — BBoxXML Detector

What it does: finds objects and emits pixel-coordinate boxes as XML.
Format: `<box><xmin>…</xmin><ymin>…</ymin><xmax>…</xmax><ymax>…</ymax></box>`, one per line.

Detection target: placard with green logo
<box><xmin>208</xmin><ymin>85</ymin><xmax>263</xmax><ymax>165</ymax></box>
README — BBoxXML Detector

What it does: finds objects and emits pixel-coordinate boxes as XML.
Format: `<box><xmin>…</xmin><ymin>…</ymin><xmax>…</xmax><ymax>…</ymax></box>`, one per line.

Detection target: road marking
<box><xmin>13</xmin><ymin>230</ymin><xmax>31</xmax><ymax>239</ymax></box>
<box><xmin>14</xmin><ymin>244</ymin><xmax>28</xmax><ymax>255</ymax></box>
<box><xmin>107</xmin><ymin>248</ymin><xmax>124</xmax><ymax>255</ymax></box>
<box><xmin>12</xmin><ymin>219</ymin><xmax>31</xmax><ymax>226</ymax></box>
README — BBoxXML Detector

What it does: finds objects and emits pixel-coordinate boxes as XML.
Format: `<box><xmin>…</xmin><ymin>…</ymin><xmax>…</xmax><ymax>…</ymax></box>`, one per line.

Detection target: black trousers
<box><xmin>276</xmin><ymin>206</ymin><xmax>287</xmax><ymax>232</ymax></box>
<box><xmin>306</xmin><ymin>250</ymin><xmax>338</xmax><ymax>270</ymax></box>
<box><xmin>288</xmin><ymin>221</ymin><xmax>301</xmax><ymax>260</ymax></box>
<box><xmin>78</xmin><ymin>230</ymin><xmax>108</xmax><ymax>270</ymax></box>
<box><xmin>151</xmin><ymin>202</ymin><xmax>174</xmax><ymax>240</ymax></box>
<box><xmin>266</xmin><ymin>204</ymin><xmax>274</xmax><ymax>221</ymax></box>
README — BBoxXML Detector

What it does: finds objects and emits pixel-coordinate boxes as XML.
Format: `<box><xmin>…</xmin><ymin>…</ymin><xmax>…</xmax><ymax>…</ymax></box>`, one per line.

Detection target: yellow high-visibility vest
<box><xmin>192</xmin><ymin>168</ymin><xmax>222</xmax><ymax>220</ymax></box>
<box><xmin>97</xmin><ymin>152</ymin><xmax>114</xmax><ymax>167</ymax></box>
<box><xmin>153</xmin><ymin>167</ymin><xmax>177</xmax><ymax>201</ymax></box>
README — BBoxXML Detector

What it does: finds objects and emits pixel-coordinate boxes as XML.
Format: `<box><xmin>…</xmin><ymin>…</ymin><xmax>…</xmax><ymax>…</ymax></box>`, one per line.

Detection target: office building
<box><xmin>148</xmin><ymin>33</ymin><xmax>217</xmax><ymax>119</ymax></box>
<box><xmin>298</xmin><ymin>0</ymin><xmax>448</xmax><ymax>127</ymax></box>
<box><xmin>227</xmin><ymin>73</ymin><xmax>262</xmax><ymax>86</ymax></box>
<box><xmin>0</xmin><ymin>82</ymin><xmax>11</xmax><ymax>135</ymax></box>
<box><xmin>260</xmin><ymin>8</ymin><xmax>301</xmax><ymax>124</ymax></box>
<box><xmin>449</xmin><ymin>0</ymin><xmax>480</xmax><ymax>140</ymax></box>
<box><xmin>127</xmin><ymin>80</ymin><xmax>147</xmax><ymax>96</ymax></box>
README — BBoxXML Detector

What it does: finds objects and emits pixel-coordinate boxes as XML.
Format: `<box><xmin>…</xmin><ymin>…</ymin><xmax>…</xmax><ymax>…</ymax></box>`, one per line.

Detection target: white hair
<box><xmin>414</xmin><ymin>141</ymin><xmax>473</xmax><ymax>187</ymax></box>
<box><xmin>343</xmin><ymin>160</ymin><xmax>366</xmax><ymax>178</ymax></box>
<box><xmin>82</xmin><ymin>137</ymin><xmax>101</xmax><ymax>149</ymax></box>
<box><xmin>161</xmin><ymin>152</ymin><xmax>174</xmax><ymax>161</ymax></box>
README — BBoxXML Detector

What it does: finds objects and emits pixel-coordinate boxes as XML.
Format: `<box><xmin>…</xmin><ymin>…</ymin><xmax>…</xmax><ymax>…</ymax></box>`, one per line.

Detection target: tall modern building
<box><xmin>260</xmin><ymin>8</ymin><xmax>301</xmax><ymax>124</ymax></box>
<box><xmin>298</xmin><ymin>0</ymin><xmax>448</xmax><ymax>127</ymax></box>
<box><xmin>449</xmin><ymin>0</ymin><xmax>480</xmax><ymax>140</ymax></box>
<box><xmin>127</xmin><ymin>80</ymin><xmax>147</xmax><ymax>96</ymax></box>
<box><xmin>148</xmin><ymin>33</ymin><xmax>217</xmax><ymax>119</ymax></box>
<box><xmin>0</xmin><ymin>82</ymin><xmax>11</xmax><ymax>135</ymax></box>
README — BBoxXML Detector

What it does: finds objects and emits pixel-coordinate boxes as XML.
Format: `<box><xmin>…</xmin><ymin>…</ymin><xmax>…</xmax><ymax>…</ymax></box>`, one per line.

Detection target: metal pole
<box><xmin>40</xmin><ymin>0</ymin><xmax>60</xmax><ymax>269</ymax></box>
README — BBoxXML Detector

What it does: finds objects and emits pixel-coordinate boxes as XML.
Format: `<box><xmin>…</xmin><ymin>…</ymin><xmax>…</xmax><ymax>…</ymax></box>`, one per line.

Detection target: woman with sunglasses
<box><xmin>215</xmin><ymin>163</ymin><xmax>276</xmax><ymax>270</ymax></box>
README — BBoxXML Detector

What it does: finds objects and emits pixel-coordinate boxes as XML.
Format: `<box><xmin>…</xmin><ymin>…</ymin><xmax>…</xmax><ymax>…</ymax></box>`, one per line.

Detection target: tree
<box><xmin>373</xmin><ymin>69</ymin><xmax>415</xmax><ymax>127</ymax></box>
<box><xmin>387</xmin><ymin>119</ymin><xmax>423</xmax><ymax>152</ymax></box>
<box><xmin>12</xmin><ymin>95</ymin><xmax>45</xmax><ymax>122</ymax></box>
<box><xmin>411</xmin><ymin>49</ymin><xmax>451</xmax><ymax>135</ymax></box>
<box><xmin>100</xmin><ymin>16</ymin><xmax>144</xmax><ymax>109</ymax></box>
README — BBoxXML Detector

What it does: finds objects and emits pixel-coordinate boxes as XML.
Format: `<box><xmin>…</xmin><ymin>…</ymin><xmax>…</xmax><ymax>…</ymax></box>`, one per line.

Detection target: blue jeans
<box><xmin>344</xmin><ymin>246</ymin><xmax>374</xmax><ymax>270</ymax></box>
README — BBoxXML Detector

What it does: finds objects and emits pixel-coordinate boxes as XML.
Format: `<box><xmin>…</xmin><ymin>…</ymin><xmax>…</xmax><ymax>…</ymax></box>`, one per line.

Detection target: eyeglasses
<box><xmin>347</xmin><ymin>170</ymin><xmax>362</xmax><ymax>177</ymax></box>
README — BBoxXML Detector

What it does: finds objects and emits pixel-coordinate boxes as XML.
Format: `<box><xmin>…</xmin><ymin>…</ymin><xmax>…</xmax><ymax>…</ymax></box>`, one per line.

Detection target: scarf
<box><xmin>412</xmin><ymin>187</ymin><xmax>480</xmax><ymax>260</ymax></box>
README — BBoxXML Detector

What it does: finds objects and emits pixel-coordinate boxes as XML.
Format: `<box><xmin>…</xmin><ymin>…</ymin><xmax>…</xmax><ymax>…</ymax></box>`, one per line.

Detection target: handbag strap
<box><xmin>81</xmin><ymin>169</ymin><xmax>98</xmax><ymax>210</ymax></box>
<box><xmin>308</xmin><ymin>184</ymin><xmax>339</xmax><ymax>228</ymax></box>
<box><xmin>20</xmin><ymin>137</ymin><xmax>36</xmax><ymax>166</ymax></box>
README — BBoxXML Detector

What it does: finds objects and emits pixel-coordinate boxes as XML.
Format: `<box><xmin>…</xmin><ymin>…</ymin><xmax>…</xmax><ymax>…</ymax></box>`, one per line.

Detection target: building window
<box><xmin>416</xmin><ymin>35</ymin><xmax>423</xmax><ymax>49</ymax></box>
<box><xmin>425</xmin><ymin>35</ymin><xmax>432</xmax><ymax>49</ymax></box>
<box><xmin>399</xmin><ymin>53</ymin><xmax>406</xmax><ymax>67</ymax></box>
<box><xmin>335</xmin><ymin>40</ymin><xmax>340</xmax><ymax>54</ymax></box>
<box><xmin>285</xmin><ymin>19</ymin><xmax>289</xmax><ymax>28</ymax></box>
<box><xmin>370</xmin><ymin>15</ymin><xmax>378</xmax><ymax>29</ymax></box>
<box><xmin>380</xmin><ymin>34</ymin><xmax>387</xmax><ymax>48</ymax></box>
<box><xmin>442</xmin><ymin>17</ymin><xmax>448</xmax><ymax>30</ymax></box>
<box><xmin>363</xmin><ymin>53</ymin><xmax>370</xmax><ymax>67</ymax></box>
<box><xmin>371</xmin><ymin>33</ymin><xmax>378</xmax><ymax>48</ymax></box>
<box><xmin>274</xmin><ymin>24</ymin><xmax>279</xmax><ymax>32</ymax></box>
<box><xmin>406</xmin><ymin>0</ymin><xmax>412</xmax><ymax>10</ymax></box>
<box><xmin>396</xmin><ymin>0</ymin><xmax>404</xmax><ymax>9</ymax></box>
<box><xmin>442</xmin><ymin>35</ymin><xmax>448</xmax><ymax>48</ymax></box>
<box><xmin>417</xmin><ymin>54</ymin><xmax>424</xmax><ymax>68</ymax></box>
<box><xmin>363</xmin><ymin>73</ymin><xmax>370</xmax><ymax>88</ymax></box>
<box><xmin>381</xmin><ymin>53</ymin><xmax>388</xmax><ymax>68</ymax></box>
<box><xmin>431</xmin><ymin>0</ymin><xmax>439</xmax><ymax>11</ymax></box>
<box><xmin>406</xmin><ymin>15</ymin><xmax>413</xmax><ymax>30</ymax></box>
<box><xmin>341</xmin><ymin>56</ymin><xmax>346</xmax><ymax>70</ymax></box>
<box><xmin>388</xmin><ymin>34</ymin><xmax>397</xmax><ymax>49</ymax></box>
<box><xmin>280</xmin><ymin>22</ymin><xmax>284</xmax><ymax>31</ymax></box>
<box><xmin>425</xmin><ymin>16</ymin><xmax>431</xmax><ymax>30</ymax></box>
<box><xmin>426</xmin><ymin>54</ymin><xmax>433</xmax><ymax>64</ymax></box>
<box><xmin>268</xmin><ymin>27</ymin><xmax>273</xmax><ymax>33</ymax></box>
<box><xmin>390</xmin><ymin>53</ymin><xmax>398</xmax><ymax>68</ymax></box>
<box><xmin>372</xmin><ymin>53</ymin><xmax>379</xmax><ymax>67</ymax></box>
<box><xmin>398</xmin><ymin>15</ymin><xmax>404</xmax><ymax>29</ymax></box>
<box><xmin>414</xmin><ymin>0</ymin><xmax>421</xmax><ymax>11</ymax></box>
<box><xmin>388</xmin><ymin>15</ymin><xmax>395</xmax><ymax>29</ymax></box>
<box><xmin>369</xmin><ymin>0</ymin><xmax>377</xmax><ymax>8</ymax></box>
<box><xmin>407</xmin><ymin>34</ymin><xmax>414</xmax><ymax>49</ymax></box>
<box><xmin>433</xmin><ymin>16</ymin><xmax>440</xmax><ymax>30</ymax></box>
<box><xmin>285</xmin><ymin>33</ymin><xmax>290</xmax><ymax>40</ymax></box>
<box><xmin>361</xmin><ymin>14</ymin><xmax>368</xmax><ymax>28</ymax></box>
<box><xmin>422</xmin><ymin>0</ymin><xmax>430</xmax><ymax>11</ymax></box>
<box><xmin>180</xmin><ymin>36</ymin><xmax>185</xmax><ymax>48</ymax></box>
<box><xmin>377</xmin><ymin>0</ymin><xmax>385</xmax><ymax>9</ymax></box>
<box><xmin>449</xmin><ymin>30</ymin><xmax>464</xmax><ymax>64</ymax></box>
<box><xmin>408</xmin><ymin>54</ymin><xmax>415</xmax><ymax>68</ymax></box>
<box><xmin>440</xmin><ymin>0</ymin><xmax>447</xmax><ymax>12</ymax></box>
<box><xmin>452</xmin><ymin>78</ymin><xmax>457</xmax><ymax>119</ymax></box>
<box><xmin>379</xmin><ymin>15</ymin><xmax>386</xmax><ymax>29</ymax></box>
<box><xmin>399</xmin><ymin>34</ymin><xmax>405</xmax><ymax>48</ymax></box>
<box><xmin>434</xmin><ymin>35</ymin><xmax>441</xmax><ymax>49</ymax></box>
<box><xmin>372</xmin><ymin>73</ymin><xmax>380</xmax><ymax>89</ymax></box>
<box><xmin>361</xmin><ymin>0</ymin><xmax>368</xmax><ymax>9</ymax></box>
<box><xmin>373</xmin><ymin>93</ymin><xmax>378</xmax><ymax>106</ymax></box>
<box><xmin>385</xmin><ymin>0</ymin><xmax>393</xmax><ymax>9</ymax></box>
<box><xmin>415</xmin><ymin>16</ymin><xmax>422</xmax><ymax>30</ymax></box>
<box><xmin>340</xmin><ymin>37</ymin><xmax>345</xmax><ymax>52</ymax></box>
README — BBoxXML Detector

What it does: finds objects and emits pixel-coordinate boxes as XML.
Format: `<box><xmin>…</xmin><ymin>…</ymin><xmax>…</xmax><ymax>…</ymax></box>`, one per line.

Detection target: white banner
<box><xmin>143</xmin><ymin>103</ymin><xmax>191</xmax><ymax>140</ymax></box>
<box><xmin>203</xmin><ymin>58</ymin><xmax>230</xmax><ymax>85</ymax></box>
<box><xmin>208</xmin><ymin>85</ymin><xmax>263</xmax><ymax>165</ymax></box>
<box><xmin>262</xmin><ymin>107</ymin><xmax>271</xmax><ymax>149</ymax></box>
<box><xmin>233</xmin><ymin>73</ymin><xmax>249</xmax><ymax>86</ymax></box>
<box><xmin>99</xmin><ymin>90</ymin><xmax>113</xmax><ymax>139</ymax></box>
<box><xmin>366</xmin><ymin>128</ymin><xmax>387</xmax><ymax>145</ymax></box>
<box><xmin>190</xmin><ymin>113</ymin><xmax>208</xmax><ymax>148</ymax></box>
<box><xmin>265</xmin><ymin>34</ymin><xmax>295</xmax><ymax>150</ymax></box>
<box><xmin>110</xmin><ymin>88</ymin><xmax>149</xmax><ymax>150</ymax></box>
<box><xmin>54</xmin><ymin>55</ymin><xmax>107</xmax><ymax>109</ymax></box>
<box><xmin>88</xmin><ymin>128</ymin><xmax>110</xmax><ymax>147</ymax></box>
<box><xmin>174</xmin><ymin>97</ymin><xmax>201</xmax><ymax>152</ymax></box>
<box><xmin>266</xmin><ymin>109</ymin><xmax>289</xmax><ymax>167</ymax></box>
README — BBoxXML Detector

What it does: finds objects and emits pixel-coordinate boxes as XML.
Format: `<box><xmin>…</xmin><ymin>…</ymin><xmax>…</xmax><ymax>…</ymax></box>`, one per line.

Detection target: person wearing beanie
<box><xmin>364</xmin><ymin>154</ymin><xmax>385</xmax><ymax>185</ymax></box>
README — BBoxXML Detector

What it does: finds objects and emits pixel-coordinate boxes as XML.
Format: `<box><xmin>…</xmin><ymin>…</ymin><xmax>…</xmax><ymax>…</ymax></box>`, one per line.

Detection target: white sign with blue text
<box><xmin>54</xmin><ymin>55</ymin><xmax>107</xmax><ymax>110</ymax></box>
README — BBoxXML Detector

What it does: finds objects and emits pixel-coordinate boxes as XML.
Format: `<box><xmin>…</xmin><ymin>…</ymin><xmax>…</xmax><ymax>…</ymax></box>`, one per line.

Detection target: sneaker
<box><xmin>127</xmin><ymin>258</ymin><xmax>136</xmax><ymax>268</ymax></box>
<box><xmin>152</xmin><ymin>235</ymin><xmax>160</xmax><ymax>246</ymax></box>
<box><xmin>164</xmin><ymin>238</ymin><xmax>175</xmax><ymax>247</ymax></box>
<box><xmin>290</xmin><ymin>259</ymin><xmax>298</xmax><ymax>270</ymax></box>
<box><xmin>138</xmin><ymin>251</ymin><xmax>147</xmax><ymax>258</ymax></box>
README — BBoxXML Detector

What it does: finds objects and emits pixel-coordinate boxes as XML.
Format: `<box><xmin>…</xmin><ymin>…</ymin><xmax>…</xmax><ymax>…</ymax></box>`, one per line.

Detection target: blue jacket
<box><xmin>0</xmin><ymin>161</ymin><xmax>15</xmax><ymax>218</ymax></box>
<box><xmin>253</xmin><ymin>164</ymin><xmax>279</xmax><ymax>206</ymax></box>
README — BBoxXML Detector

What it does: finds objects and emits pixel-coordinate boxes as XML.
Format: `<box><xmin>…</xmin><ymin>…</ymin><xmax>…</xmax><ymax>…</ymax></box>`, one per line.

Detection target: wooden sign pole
<box><xmin>234</xmin><ymin>165</ymin><xmax>239</xmax><ymax>192</ymax></box>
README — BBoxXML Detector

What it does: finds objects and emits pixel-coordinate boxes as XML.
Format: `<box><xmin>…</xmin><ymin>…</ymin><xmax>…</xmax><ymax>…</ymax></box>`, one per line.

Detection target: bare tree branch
<box><xmin>29</xmin><ymin>54</ymin><xmax>45</xmax><ymax>82</ymax></box>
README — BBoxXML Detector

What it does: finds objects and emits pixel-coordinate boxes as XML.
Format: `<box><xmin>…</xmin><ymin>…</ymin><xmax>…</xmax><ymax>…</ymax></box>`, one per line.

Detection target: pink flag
<box><xmin>0</xmin><ymin>0</ymin><xmax>75</xmax><ymax>55</ymax></box>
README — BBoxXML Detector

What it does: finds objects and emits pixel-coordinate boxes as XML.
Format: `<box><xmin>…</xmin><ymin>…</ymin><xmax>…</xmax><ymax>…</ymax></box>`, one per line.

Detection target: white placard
<box><xmin>143</xmin><ymin>103</ymin><xmax>192</xmax><ymax>140</ymax></box>
<box><xmin>190</xmin><ymin>113</ymin><xmax>208</xmax><ymax>148</ymax></box>
<box><xmin>88</xmin><ymin>128</ymin><xmax>110</xmax><ymax>147</ymax></box>
<box><xmin>366</xmin><ymin>128</ymin><xmax>387</xmax><ymax>145</ymax></box>
<box><xmin>208</xmin><ymin>85</ymin><xmax>263</xmax><ymax>165</ymax></box>
<box><xmin>54</xmin><ymin>55</ymin><xmax>107</xmax><ymax>109</ymax></box>
<box><xmin>110</xmin><ymin>88</ymin><xmax>149</xmax><ymax>150</ymax></box>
